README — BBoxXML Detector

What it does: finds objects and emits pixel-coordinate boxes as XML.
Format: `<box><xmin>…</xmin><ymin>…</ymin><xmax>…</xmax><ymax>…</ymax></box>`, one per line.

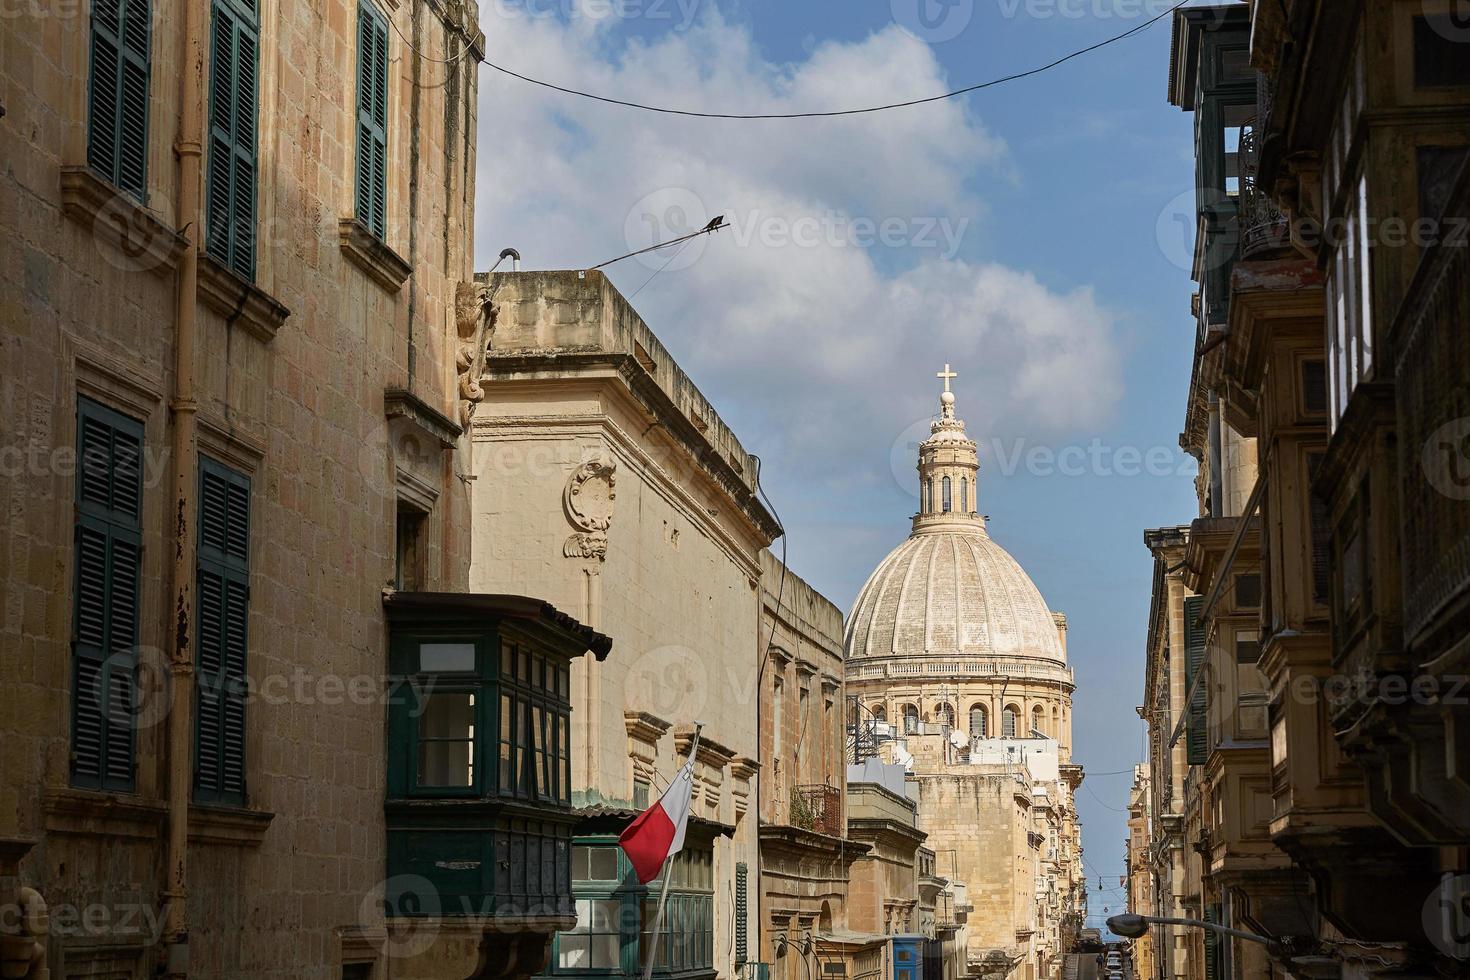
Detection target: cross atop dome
<box><xmin>937</xmin><ymin>363</ymin><xmax>958</xmax><ymax>393</ymax></box>
<box><xmin>936</xmin><ymin>363</ymin><xmax>959</xmax><ymax>419</ymax></box>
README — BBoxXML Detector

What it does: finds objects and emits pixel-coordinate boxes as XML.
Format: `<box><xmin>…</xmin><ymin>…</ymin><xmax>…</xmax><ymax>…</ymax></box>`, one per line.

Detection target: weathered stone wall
<box><xmin>0</xmin><ymin>1</ymin><xmax>480</xmax><ymax>976</ymax></box>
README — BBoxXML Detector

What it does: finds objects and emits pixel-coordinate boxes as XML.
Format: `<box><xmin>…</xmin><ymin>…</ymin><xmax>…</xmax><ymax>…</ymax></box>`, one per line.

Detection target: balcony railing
<box><xmin>791</xmin><ymin>784</ymin><xmax>842</xmax><ymax>836</ymax></box>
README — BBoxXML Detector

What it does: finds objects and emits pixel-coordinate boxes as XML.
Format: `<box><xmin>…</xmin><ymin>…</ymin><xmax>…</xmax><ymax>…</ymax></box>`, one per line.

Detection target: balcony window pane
<box><xmin>420</xmin><ymin>642</ymin><xmax>475</xmax><ymax>673</ymax></box>
<box><xmin>417</xmin><ymin>692</ymin><xmax>474</xmax><ymax>787</ymax></box>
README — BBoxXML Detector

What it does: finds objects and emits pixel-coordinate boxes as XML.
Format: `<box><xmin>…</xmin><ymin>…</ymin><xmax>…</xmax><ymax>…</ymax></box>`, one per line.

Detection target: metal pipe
<box><xmin>164</xmin><ymin>0</ymin><xmax>205</xmax><ymax>973</ymax></box>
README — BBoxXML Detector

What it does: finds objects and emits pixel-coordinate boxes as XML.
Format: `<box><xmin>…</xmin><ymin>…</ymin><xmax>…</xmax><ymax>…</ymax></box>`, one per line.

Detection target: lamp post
<box><xmin>1106</xmin><ymin>913</ymin><xmax>1273</xmax><ymax>947</ymax></box>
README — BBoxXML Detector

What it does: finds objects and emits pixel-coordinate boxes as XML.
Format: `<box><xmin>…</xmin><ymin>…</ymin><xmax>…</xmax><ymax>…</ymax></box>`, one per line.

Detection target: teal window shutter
<box><xmin>1203</xmin><ymin>903</ymin><xmax>1222</xmax><ymax>980</ymax></box>
<box><xmin>735</xmin><ymin>862</ymin><xmax>749</xmax><ymax>965</ymax></box>
<box><xmin>355</xmin><ymin>4</ymin><xmax>389</xmax><ymax>239</ymax></box>
<box><xmin>194</xmin><ymin>456</ymin><xmax>251</xmax><ymax>805</ymax></box>
<box><xmin>88</xmin><ymin>0</ymin><xmax>151</xmax><ymax>200</ymax></box>
<box><xmin>71</xmin><ymin>399</ymin><xmax>144</xmax><ymax>792</ymax></box>
<box><xmin>1183</xmin><ymin>594</ymin><xmax>1209</xmax><ymax>766</ymax></box>
<box><xmin>206</xmin><ymin>0</ymin><xmax>259</xmax><ymax>281</ymax></box>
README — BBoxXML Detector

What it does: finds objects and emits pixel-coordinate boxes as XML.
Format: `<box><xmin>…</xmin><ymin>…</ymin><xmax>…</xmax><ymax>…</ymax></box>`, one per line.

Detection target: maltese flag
<box><xmin>619</xmin><ymin>761</ymin><xmax>695</xmax><ymax>884</ymax></box>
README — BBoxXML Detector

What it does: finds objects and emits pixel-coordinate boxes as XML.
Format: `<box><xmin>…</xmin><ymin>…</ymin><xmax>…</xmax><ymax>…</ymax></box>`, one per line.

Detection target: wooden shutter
<box><xmin>735</xmin><ymin>862</ymin><xmax>748</xmax><ymax>964</ymax></box>
<box><xmin>1203</xmin><ymin>903</ymin><xmax>1222</xmax><ymax>980</ymax></box>
<box><xmin>1183</xmin><ymin>594</ymin><xmax>1208</xmax><ymax>766</ymax></box>
<box><xmin>71</xmin><ymin>400</ymin><xmax>144</xmax><ymax>792</ymax></box>
<box><xmin>194</xmin><ymin>457</ymin><xmax>251</xmax><ymax>804</ymax></box>
<box><xmin>355</xmin><ymin>4</ymin><xmax>389</xmax><ymax>238</ymax></box>
<box><xmin>206</xmin><ymin>0</ymin><xmax>258</xmax><ymax>281</ymax></box>
<box><xmin>88</xmin><ymin>0</ymin><xmax>151</xmax><ymax>200</ymax></box>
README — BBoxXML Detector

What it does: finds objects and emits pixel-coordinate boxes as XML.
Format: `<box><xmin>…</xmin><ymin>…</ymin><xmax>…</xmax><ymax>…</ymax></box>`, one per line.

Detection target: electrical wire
<box><xmin>626</xmin><ymin>237</ymin><xmax>693</xmax><ymax>302</ymax></box>
<box><xmin>383</xmin><ymin>4</ymin><xmax>477</xmax><ymax>66</ymax></box>
<box><xmin>483</xmin><ymin>0</ymin><xmax>1191</xmax><ymax>120</ymax></box>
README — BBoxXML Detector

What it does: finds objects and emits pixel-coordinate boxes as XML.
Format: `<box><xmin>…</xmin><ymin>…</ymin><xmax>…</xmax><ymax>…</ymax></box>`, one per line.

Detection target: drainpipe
<box><xmin>164</xmin><ymin>0</ymin><xmax>205</xmax><ymax>974</ymax></box>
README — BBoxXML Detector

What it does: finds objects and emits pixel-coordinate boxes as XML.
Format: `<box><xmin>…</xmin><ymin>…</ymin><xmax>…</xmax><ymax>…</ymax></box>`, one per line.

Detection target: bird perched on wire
<box><xmin>703</xmin><ymin>215</ymin><xmax>726</xmax><ymax>232</ymax></box>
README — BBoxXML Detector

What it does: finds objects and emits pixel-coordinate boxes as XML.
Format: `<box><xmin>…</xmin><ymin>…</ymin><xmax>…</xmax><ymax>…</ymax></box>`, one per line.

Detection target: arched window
<box><xmin>969</xmin><ymin>704</ymin><xmax>988</xmax><ymax>739</ymax></box>
<box><xmin>1052</xmin><ymin>706</ymin><xmax>1060</xmax><ymax>739</ymax></box>
<box><xmin>902</xmin><ymin>704</ymin><xmax>920</xmax><ymax>734</ymax></box>
<box><xmin>942</xmin><ymin>476</ymin><xmax>952</xmax><ymax>512</ymax></box>
<box><xmin>1002</xmin><ymin>705</ymin><xmax>1019</xmax><ymax>738</ymax></box>
<box><xmin>934</xmin><ymin>703</ymin><xmax>954</xmax><ymax>728</ymax></box>
<box><xmin>960</xmin><ymin>477</ymin><xmax>968</xmax><ymax>513</ymax></box>
<box><xmin>870</xmin><ymin>704</ymin><xmax>887</xmax><ymax>723</ymax></box>
<box><xmin>1032</xmin><ymin>705</ymin><xmax>1045</xmax><ymax>737</ymax></box>
<box><xmin>924</xmin><ymin>479</ymin><xmax>933</xmax><ymax>513</ymax></box>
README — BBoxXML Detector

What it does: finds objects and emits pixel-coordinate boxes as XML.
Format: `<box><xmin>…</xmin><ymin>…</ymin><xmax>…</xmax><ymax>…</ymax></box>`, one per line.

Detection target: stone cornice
<box><xmin>339</xmin><ymin>218</ymin><xmax>413</xmax><ymax>293</ymax></box>
<box><xmin>197</xmin><ymin>254</ymin><xmax>290</xmax><ymax>342</ymax></box>
<box><xmin>758</xmin><ymin>824</ymin><xmax>871</xmax><ymax>862</ymax></box>
<box><xmin>385</xmin><ymin>388</ymin><xmax>463</xmax><ymax>448</ymax></box>
<box><xmin>624</xmin><ymin>710</ymin><xmax>672</xmax><ymax>745</ymax></box>
<box><xmin>674</xmin><ymin>726</ymin><xmax>735</xmax><ymax>770</ymax></box>
<box><xmin>731</xmin><ymin>755</ymin><xmax>761</xmax><ymax>780</ymax></box>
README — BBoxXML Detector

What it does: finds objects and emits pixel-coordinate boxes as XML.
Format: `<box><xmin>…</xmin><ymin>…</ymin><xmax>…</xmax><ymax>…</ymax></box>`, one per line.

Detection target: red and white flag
<box><xmin>619</xmin><ymin>761</ymin><xmax>694</xmax><ymax>884</ymax></box>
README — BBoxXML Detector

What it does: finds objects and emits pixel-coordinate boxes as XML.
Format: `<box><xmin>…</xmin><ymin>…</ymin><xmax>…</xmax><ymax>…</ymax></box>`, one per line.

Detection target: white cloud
<box><xmin>474</xmin><ymin>4</ymin><xmax>1124</xmax><ymax>478</ymax></box>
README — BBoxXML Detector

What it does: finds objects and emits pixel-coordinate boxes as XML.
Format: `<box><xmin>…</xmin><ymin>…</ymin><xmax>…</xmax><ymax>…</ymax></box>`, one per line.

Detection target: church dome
<box><xmin>844</xmin><ymin>523</ymin><xmax>1066</xmax><ymax>664</ymax></box>
<box><xmin>845</xmin><ymin>366</ymin><xmax>1066</xmax><ymax>666</ymax></box>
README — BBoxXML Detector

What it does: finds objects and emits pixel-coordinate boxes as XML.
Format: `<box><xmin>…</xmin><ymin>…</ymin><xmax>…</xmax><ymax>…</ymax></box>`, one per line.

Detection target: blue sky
<box><xmin>475</xmin><ymin>0</ymin><xmax>1219</xmax><ymax>933</ymax></box>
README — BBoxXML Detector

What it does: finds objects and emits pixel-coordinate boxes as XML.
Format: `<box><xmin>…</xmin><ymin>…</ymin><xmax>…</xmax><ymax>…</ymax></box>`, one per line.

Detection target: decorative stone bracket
<box><xmin>455</xmin><ymin>280</ymin><xmax>493</xmax><ymax>427</ymax></box>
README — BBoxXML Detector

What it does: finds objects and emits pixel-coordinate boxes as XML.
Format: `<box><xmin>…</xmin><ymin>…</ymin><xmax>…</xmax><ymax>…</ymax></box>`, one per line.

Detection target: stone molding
<box><xmin>623</xmin><ymin>710</ymin><xmax>672</xmax><ymax>748</ymax></box>
<box><xmin>198</xmin><ymin>254</ymin><xmax>290</xmax><ymax>342</ymax></box>
<box><xmin>455</xmin><ymin>280</ymin><xmax>493</xmax><ymax>426</ymax></box>
<box><xmin>42</xmin><ymin>788</ymin><xmax>166</xmax><ymax>840</ymax></box>
<box><xmin>188</xmin><ymin>803</ymin><xmax>275</xmax><ymax>847</ymax></box>
<box><xmin>59</xmin><ymin>166</ymin><xmax>187</xmax><ymax>277</ymax></box>
<box><xmin>338</xmin><ymin>218</ymin><xmax>412</xmax><ymax>293</ymax></box>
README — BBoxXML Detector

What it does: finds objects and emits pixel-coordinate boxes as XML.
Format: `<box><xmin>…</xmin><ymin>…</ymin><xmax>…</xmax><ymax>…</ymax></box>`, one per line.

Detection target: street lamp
<box><xmin>1106</xmin><ymin>914</ymin><xmax>1273</xmax><ymax>948</ymax></box>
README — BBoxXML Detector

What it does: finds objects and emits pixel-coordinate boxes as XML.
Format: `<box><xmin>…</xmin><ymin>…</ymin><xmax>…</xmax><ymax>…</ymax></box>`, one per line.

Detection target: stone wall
<box><xmin>0</xmin><ymin>1</ymin><xmax>481</xmax><ymax>976</ymax></box>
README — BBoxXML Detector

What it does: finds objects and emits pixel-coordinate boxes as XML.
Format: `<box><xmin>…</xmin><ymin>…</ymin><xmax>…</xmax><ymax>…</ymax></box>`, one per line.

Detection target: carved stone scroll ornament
<box><xmin>454</xmin><ymin>280</ymin><xmax>492</xmax><ymax>426</ymax></box>
<box><xmin>562</xmin><ymin>459</ymin><xmax>616</xmax><ymax>561</ymax></box>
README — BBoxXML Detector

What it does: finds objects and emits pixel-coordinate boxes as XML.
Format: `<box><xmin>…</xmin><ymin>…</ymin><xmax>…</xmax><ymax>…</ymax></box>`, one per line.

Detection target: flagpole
<box><xmin>642</xmin><ymin>722</ymin><xmax>702</xmax><ymax>980</ymax></box>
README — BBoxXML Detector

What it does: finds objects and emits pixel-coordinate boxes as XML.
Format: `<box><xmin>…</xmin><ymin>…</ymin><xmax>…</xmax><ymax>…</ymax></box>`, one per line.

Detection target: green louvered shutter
<box><xmin>1203</xmin><ymin>903</ymin><xmax>1222</xmax><ymax>980</ymax></box>
<box><xmin>1183</xmin><ymin>594</ymin><xmax>1208</xmax><ymax>766</ymax></box>
<box><xmin>87</xmin><ymin>0</ymin><xmax>151</xmax><ymax>200</ymax></box>
<box><xmin>205</xmin><ymin>0</ymin><xmax>258</xmax><ymax>281</ymax></box>
<box><xmin>71</xmin><ymin>399</ymin><xmax>144</xmax><ymax>792</ymax></box>
<box><xmin>194</xmin><ymin>457</ymin><xmax>251</xmax><ymax>804</ymax></box>
<box><xmin>355</xmin><ymin>4</ymin><xmax>389</xmax><ymax>239</ymax></box>
<box><xmin>735</xmin><ymin>862</ymin><xmax>748</xmax><ymax>964</ymax></box>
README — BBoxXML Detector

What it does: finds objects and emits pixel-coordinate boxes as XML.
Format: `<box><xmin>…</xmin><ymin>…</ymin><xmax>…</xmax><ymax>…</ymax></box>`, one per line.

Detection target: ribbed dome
<box><xmin>845</xmin><ymin>524</ymin><xmax>1066</xmax><ymax>664</ymax></box>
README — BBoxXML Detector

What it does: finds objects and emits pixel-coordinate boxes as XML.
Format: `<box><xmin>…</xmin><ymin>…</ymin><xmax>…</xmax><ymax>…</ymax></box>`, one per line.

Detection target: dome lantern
<box><xmin>915</xmin><ymin>364</ymin><xmax>982</xmax><ymax>533</ymax></box>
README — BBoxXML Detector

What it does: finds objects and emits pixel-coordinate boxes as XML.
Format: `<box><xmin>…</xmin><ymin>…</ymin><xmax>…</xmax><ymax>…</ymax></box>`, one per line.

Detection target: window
<box><xmin>922</xmin><ymin>479</ymin><xmax>932</xmax><ymax>513</ymax></box>
<box><xmin>1002</xmin><ymin>706</ymin><xmax>1019</xmax><ymax>738</ymax></box>
<box><xmin>641</xmin><ymin>851</ymin><xmax>714</xmax><ymax>973</ymax></box>
<box><xmin>71</xmin><ymin>398</ymin><xmax>144</xmax><ymax>792</ymax></box>
<box><xmin>194</xmin><ymin>457</ymin><xmax>251</xmax><ymax>805</ymax></box>
<box><xmin>551</xmin><ymin>841</ymin><xmax>716</xmax><ymax>977</ymax></box>
<box><xmin>206</xmin><ymin>0</ymin><xmax>259</xmax><ymax>280</ymax></box>
<box><xmin>88</xmin><ymin>0</ymin><xmax>151</xmax><ymax>200</ymax></box>
<box><xmin>941</xmin><ymin>476</ymin><xmax>952</xmax><ymax>513</ymax></box>
<box><xmin>355</xmin><ymin>3</ymin><xmax>389</xmax><ymax>238</ymax></box>
<box><xmin>959</xmin><ymin>476</ymin><xmax>967</xmax><ymax>513</ymax></box>
<box><xmin>902</xmin><ymin>704</ymin><xmax>919</xmax><ymax>734</ymax></box>
<box><xmin>394</xmin><ymin>505</ymin><xmax>425</xmax><ymax>590</ymax></box>
<box><xmin>1326</xmin><ymin>174</ymin><xmax>1373</xmax><ymax>424</ymax></box>
<box><xmin>933</xmin><ymin>702</ymin><xmax>953</xmax><ymax>727</ymax></box>
<box><xmin>969</xmin><ymin>704</ymin><xmax>987</xmax><ymax>739</ymax></box>
<box><xmin>1413</xmin><ymin>16</ymin><xmax>1470</xmax><ymax>88</ymax></box>
<box><xmin>499</xmin><ymin>638</ymin><xmax>571</xmax><ymax>802</ymax></box>
<box><xmin>1031</xmin><ymin>705</ymin><xmax>1045</xmax><ymax>737</ymax></box>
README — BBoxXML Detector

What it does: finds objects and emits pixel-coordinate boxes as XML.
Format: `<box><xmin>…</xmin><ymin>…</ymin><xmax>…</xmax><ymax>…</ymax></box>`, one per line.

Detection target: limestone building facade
<box><xmin>467</xmin><ymin>269</ymin><xmax>784</xmax><ymax>980</ymax></box>
<box><xmin>844</xmin><ymin>375</ymin><xmax>1086</xmax><ymax>980</ymax></box>
<box><xmin>0</xmin><ymin>2</ymin><xmax>611</xmax><ymax>979</ymax></box>
<box><xmin>1139</xmin><ymin>3</ymin><xmax>1470</xmax><ymax>977</ymax></box>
